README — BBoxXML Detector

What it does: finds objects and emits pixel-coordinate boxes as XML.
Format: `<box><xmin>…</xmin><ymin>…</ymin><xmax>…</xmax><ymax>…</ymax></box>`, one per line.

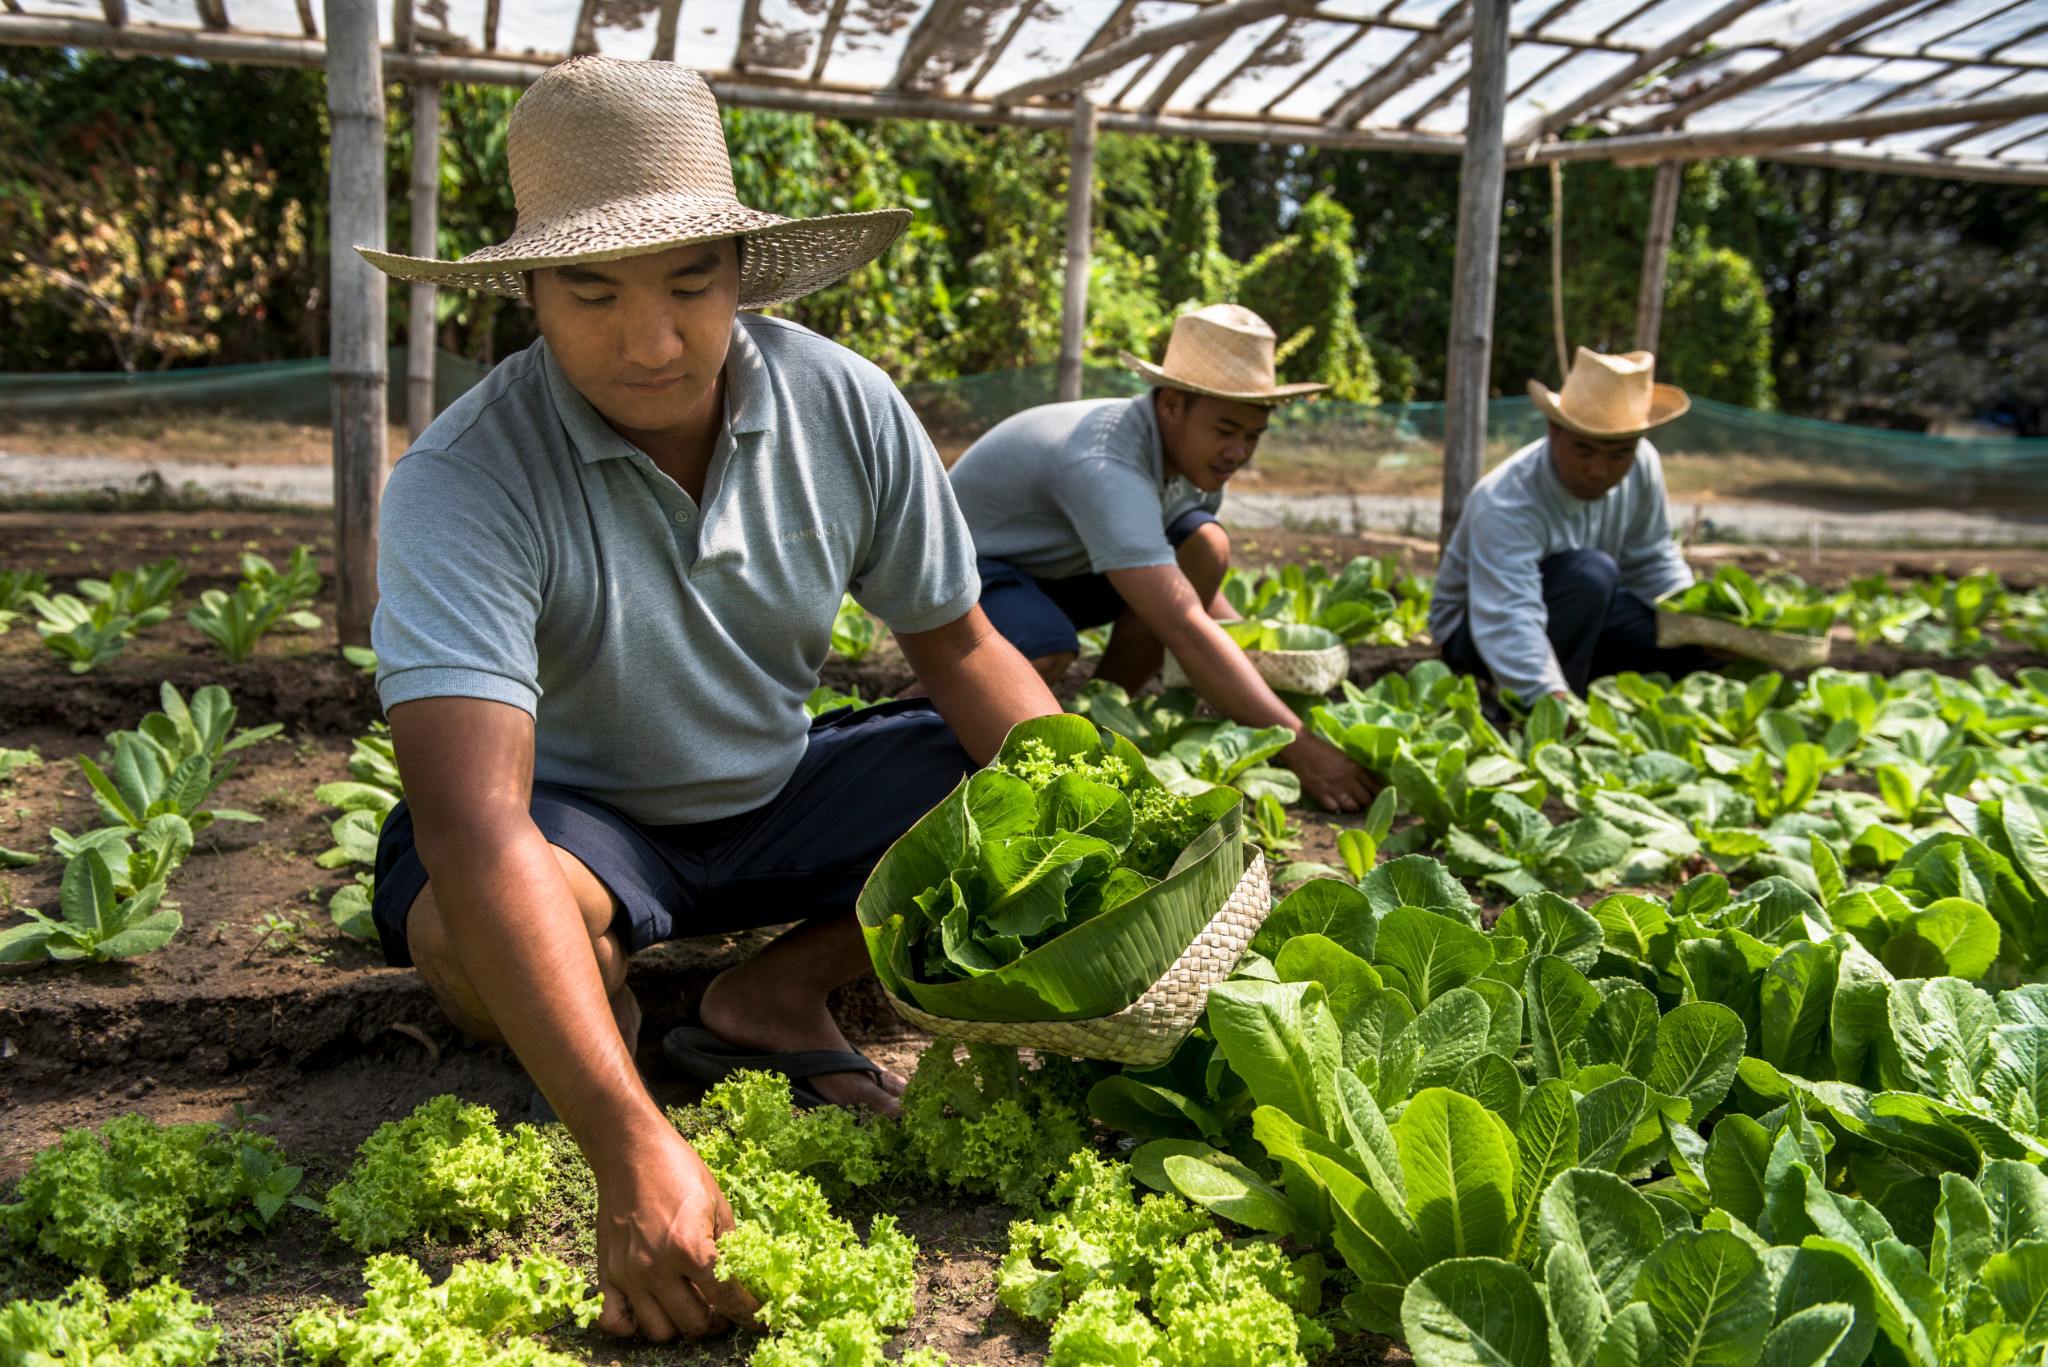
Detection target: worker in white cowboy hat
<box><xmin>354</xmin><ymin>57</ymin><xmax>1061</xmax><ymax>1341</ymax></box>
<box><xmin>1431</xmin><ymin>347</ymin><xmax>1715</xmax><ymax>703</ymax></box>
<box><xmin>944</xmin><ymin>303</ymin><xmax>1378</xmax><ymax>813</ymax></box>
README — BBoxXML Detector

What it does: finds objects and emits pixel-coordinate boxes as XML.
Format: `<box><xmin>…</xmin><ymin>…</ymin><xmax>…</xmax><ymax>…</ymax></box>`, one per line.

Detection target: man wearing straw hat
<box><xmin>946</xmin><ymin>303</ymin><xmax>1378</xmax><ymax>813</ymax></box>
<box><xmin>1432</xmin><ymin>347</ymin><xmax>1714</xmax><ymax>704</ymax></box>
<box><xmin>354</xmin><ymin>57</ymin><xmax>1061</xmax><ymax>1341</ymax></box>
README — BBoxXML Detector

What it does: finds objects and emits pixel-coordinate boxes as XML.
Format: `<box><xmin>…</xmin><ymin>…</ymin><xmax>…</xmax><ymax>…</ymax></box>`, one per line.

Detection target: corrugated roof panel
<box><xmin>1534</xmin><ymin>0</ymin><xmax>1661</xmax><ymax>45</ymax></box>
<box><xmin>1860</xmin><ymin>0</ymin><xmax>2018</xmax><ymax>50</ymax></box>
<box><xmin>1200</xmin><ymin>17</ymin><xmax>1357</xmax><ymax>112</ymax></box>
<box><xmin>1266</xmin><ymin>23</ymin><xmax>1420</xmax><ymax>118</ymax></box>
<box><xmin>1495</xmin><ymin>44</ymin><xmax>1636</xmax><ymax>127</ymax></box>
<box><xmin>811</xmin><ymin>0</ymin><xmax>926</xmax><ymax>85</ymax></box>
<box><xmin>1680</xmin><ymin>52</ymin><xmax>1880</xmax><ymax>128</ymax></box>
<box><xmin>1930</xmin><ymin>0</ymin><xmax>2048</xmax><ymax>55</ymax></box>
<box><xmin>1607</xmin><ymin>0</ymin><xmax>1725</xmax><ymax>49</ymax></box>
<box><xmin>1388</xmin><ymin>0</ymin><xmax>1467</xmax><ymax>27</ymax></box>
<box><xmin>1377</xmin><ymin>42</ymin><xmax>1472</xmax><ymax>121</ymax></box>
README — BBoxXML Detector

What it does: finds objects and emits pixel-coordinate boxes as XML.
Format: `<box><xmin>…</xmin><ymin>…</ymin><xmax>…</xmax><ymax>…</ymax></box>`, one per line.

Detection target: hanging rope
<box><xmin>1550</xmin><ymin>159</ymin><xmax>1569</xmax><ymax>383</ymax></box>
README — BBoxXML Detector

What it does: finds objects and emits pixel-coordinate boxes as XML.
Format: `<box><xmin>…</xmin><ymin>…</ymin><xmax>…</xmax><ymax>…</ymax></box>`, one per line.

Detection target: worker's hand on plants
<box><xmin>1281</xmin><ymin>731</ymin><xmax>1379</xmax><ymax>813</ymax></box>
<box><xmin>591</xmin><ymin>1119</ymin><xmax>760</xmax><ymax>1339</ymax></box>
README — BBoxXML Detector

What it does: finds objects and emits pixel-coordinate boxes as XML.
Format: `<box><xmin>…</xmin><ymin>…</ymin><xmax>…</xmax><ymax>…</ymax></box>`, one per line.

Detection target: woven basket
<box><xmin>1163</xmin><ymin>645</ymin><xmax>1350</xmax><ymax>697</ymax></box>
<box><xmin>880</xmin><ymin>851</ymin><xmax>1271</xmax><ymax>1066</ymax></box>
<box><xmin>1655</xmin><ymin>604</ymin><xmax>1832</xmax><ymax>671</ymax></box>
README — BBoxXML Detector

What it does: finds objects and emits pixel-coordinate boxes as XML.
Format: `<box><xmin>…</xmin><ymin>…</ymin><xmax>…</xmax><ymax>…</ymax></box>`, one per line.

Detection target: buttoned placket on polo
<box><xmin>542</xmin><ymin>324</ymin><xmax>771</xmax><ymax>583</ymax></box>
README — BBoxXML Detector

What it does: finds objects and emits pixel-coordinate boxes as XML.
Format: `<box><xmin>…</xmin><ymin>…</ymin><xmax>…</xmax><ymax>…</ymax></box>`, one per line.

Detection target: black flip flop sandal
<box><xmin>661</xmin><ymin>1025</ymin><xmax>886</xmax><ymax>1110</ymax></box>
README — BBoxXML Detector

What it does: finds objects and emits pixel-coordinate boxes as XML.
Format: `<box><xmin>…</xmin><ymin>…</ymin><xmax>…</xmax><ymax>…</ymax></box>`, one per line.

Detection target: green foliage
<box><xmin>749</xmin><ymin>1316</ymin><xmax>954</xmax><ymax>1366</ymax></box>
<box><xmin>116</xmin><ymin>682</ymin><xmax>282</xmax><ymax>770</ymax></box>
<box><xmin>322</xmin><ymin>1096</ymin><xmax>550</xmax><ymax>1251</ymax></box>
<box><xmin>29</xmin><ymin>568</ymin><xmax>177</xmax><ymax>671</ymax></box>
<box><xmin>1659</xmin><ymin>237</ymin><xmax>1777</xmax><ymax>410</ymax></box>
<box><xmin>0</xmin><ymin>1277</ymin><xmax>220</xmax><ymax>1367</ymax></box>
<box><xmin>1230</xmin><ymin>195</ymin><xmax>1378</xmax><ymax>403</ymax></box>
<box><xmin>0</xmin><ymin>1113</ymin><xmax>306</xmax><ymax>1282</ymax></box>
<box><xmin>78</xmin><ymin>732</ymin><xmax>260</xmax><ymax>835</ymax></box>
<box><xmin>829</xmin><ymin>594</ymin><xmax>884</xmax><ymax>664</ymax></box>
<box><xmin>290</xmin><ymin>1252</ymin><xmax>599</xmax><ymax>1367</ymax></box>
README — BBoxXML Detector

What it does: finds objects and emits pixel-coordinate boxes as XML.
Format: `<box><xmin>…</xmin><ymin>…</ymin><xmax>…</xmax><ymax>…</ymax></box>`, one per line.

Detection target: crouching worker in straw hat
<box><xmin>1431</xmin><ymin>348</ymin><xmax>1716</xmax><ymax>704</ymax></box>
<box><xmin>355</xmin><ymin>57</ymin><xmax>1060</xmax><ymax>1340</ymax></box>
<box><xmin>943</xmin><ymin>304</ymin><xmax>1378</xmax><ymax>812</ymax></box>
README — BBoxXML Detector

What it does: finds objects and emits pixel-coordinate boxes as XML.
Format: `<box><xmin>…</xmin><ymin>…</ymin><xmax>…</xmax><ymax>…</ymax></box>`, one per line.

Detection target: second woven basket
<box><xmin>882</xmin><ymin>851</ymin><xmax>1272</xmax><ymax>1066</ymax></box>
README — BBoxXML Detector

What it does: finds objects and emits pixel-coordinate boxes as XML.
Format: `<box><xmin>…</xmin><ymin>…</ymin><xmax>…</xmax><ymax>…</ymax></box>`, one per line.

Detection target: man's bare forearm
<box><xmin>1110</xmin><ymin>566</ymin><xmax>1300</xmax><ymax>735</ymax></box>
<box><xmin>897</xmin><ymin>607</ymin><xmax>1059</xmax><ymax>763</ymax></box>
<box><xmin>390</xmin><ymin>699</ymin><xmax>670</xmax><ymax>1169</ymax></box>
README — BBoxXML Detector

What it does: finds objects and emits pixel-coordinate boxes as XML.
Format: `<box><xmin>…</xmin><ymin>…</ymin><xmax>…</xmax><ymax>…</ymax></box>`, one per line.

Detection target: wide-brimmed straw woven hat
<box><xmin>1119</xmin><ymin>304</ymin><xmax>1328</xmax><ymax>406</ymax></box>
<box><xmin>357</xmin><ymin>57</ymin><xmax>910</xmax><ymax>309</ymax></box>
<box><xmin>1529</xmin><ymin>347</ymin><xmax>1690</xmax><ymax>438</ymax></box>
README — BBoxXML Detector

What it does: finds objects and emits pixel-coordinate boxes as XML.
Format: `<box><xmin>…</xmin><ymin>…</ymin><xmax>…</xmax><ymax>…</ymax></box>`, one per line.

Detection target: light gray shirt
<box><xmin>1430</xmin><ymin>436</ymin><xmax>1692</xmax><ymax>703</ymax></box>
<box><xmin>946</xmin><ymin>394</ymin><xmax>1222</xmax><ymax>580</ymax></box>
<box><xmin>372</xmin><ymin>316</ymin><xmax>979</xmax><ymax>825</ymax></box>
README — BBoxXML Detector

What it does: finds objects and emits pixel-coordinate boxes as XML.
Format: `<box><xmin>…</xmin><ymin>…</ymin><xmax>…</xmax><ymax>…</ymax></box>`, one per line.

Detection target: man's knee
<box><xmin>1540</xmin><ymin>547</ymin><xmax>1619</xmax><ymax>596</ymax></box>
<box><xmin>1176</xmin><ymin>522</ymin><xmax>1231</xmax><ymax>599</ymax></box>
<box><xmin>1031</xmin><ymin>651</ymin><xmax>1077</xmax><ymax>686</ymax></box>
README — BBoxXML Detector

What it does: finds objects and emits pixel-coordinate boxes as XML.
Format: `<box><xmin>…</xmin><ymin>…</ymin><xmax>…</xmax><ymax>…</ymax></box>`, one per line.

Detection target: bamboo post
<box><xmin>1056</xmin><ymin>97</ymin><xmax>1096</xmax><ymax>404</ymax></box>
<box><xmin>1549</xmin><ymin>159</ymin><xmax>1567</xmax><ymax>383</ymax></box>
<box><xmin>326</xmin><ymin>0</ymin><xmax>387</xmax><ymax>648</ymax></box>
<box><xmin>407</xmin><ymin>77</ymin><xmax>440</xmax><ymax>440</ymax></box>
<box><xmin>1634</xmin><ymin>159</ymin><xmax>1682</xmax><ymax>354</ymax></box>
<box><xmin>1439</xmin><ymin>0</ymin><xmax>1508</xmax><ymax>546</ymax></box>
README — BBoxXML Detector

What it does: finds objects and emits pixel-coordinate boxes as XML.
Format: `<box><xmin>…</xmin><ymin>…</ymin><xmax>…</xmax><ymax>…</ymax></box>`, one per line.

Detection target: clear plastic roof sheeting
<box><xmin>8</xmin><ymin>0</ymin><xmax>2048</xmax><ymax>179</ymax></box>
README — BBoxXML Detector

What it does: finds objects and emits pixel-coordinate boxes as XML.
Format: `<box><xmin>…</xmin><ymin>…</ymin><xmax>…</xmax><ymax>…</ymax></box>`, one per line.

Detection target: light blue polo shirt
<box><xmin>371</xmin><ymin>315</ymin><xmax>980</xmax><ymax>825</ymax></box>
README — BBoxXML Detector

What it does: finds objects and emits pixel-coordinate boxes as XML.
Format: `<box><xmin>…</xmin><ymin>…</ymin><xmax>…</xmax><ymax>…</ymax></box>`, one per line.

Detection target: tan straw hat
<box><xmin>1529</xmin><ymin>347</ymin><xmax>1690</xmax><ymax>438</ymax></box>
<box><xmin>357</xmin><ymin>57</ymin><xmax>910</xmax><ymax>309</ymax></box>
<box><xmin>1118</xmin><ymin>304</ymin><xmax>1328</xmax><ymax>406</ymax></box>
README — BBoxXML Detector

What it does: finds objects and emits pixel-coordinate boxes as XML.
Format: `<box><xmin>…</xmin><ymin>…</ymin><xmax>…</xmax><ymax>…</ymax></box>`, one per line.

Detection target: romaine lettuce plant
<box><xmin>1659</xmin><ymin>564</ymin><xmax>1836</xmax><ymax>637</ymax></box>
<box><xmin>0</xmin><ymin>845</ymin><xmax>181</xmax><ymax>962</ymax></box>
<box><xmin>830</xmin><ymin>593</ymin><xmax>883</xmax><ymax>662</ymax></box>
<box><xmin>1145</xmin><ymin>721</ymin><xmax>1299</xmax><ymax>804</ymax></box>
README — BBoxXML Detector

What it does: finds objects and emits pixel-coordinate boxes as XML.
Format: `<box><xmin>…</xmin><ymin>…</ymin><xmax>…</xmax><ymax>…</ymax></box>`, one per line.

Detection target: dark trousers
<box><xmin>1442</xmin><ymin>548</ymin><xmax>1716</xmax><ymax>698</ymax></box>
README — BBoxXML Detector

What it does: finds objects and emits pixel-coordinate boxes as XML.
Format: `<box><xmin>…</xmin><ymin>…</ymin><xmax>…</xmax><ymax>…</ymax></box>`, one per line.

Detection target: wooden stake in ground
<box><xmin>326</xmin><ymin>0</ymin><xmax>386</xmax><ymax>649</ymax></box>
<box><xmin>1056</xmin><ymin>97</ymin><xmax>1096</xmax><ymax>405</ymax></box>
<box><xmin>1634</xmin><ymin>160</ymin><xmax>1681</xmax><ymax>355</ymax></box>
<box><xmin>1550</xmin><ymin>159</ymin><xmax>1568</xmax><ymax>384</ymax></box>
<box><xmin>407</xmin><ymin>78</ymin><xmax>441</xmax><ymax>443</ymax></box>
<box><xmin>1439</xmin><ymin>0</ymin><xmax>1509</xmax><ymax>546</ymax></box>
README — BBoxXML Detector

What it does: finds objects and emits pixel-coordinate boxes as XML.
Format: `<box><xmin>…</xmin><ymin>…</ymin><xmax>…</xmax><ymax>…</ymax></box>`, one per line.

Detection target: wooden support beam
<box><xmin>196</xmin><ymin>0</ymin><xmax>229</xmax><ymax>30</ymax></box>
<box><xmin>1325</xmin><ymin>3</ymin><xmax>1470</xmax><ymax>127</ymax></box>
<box><xmin>993</xmin><ymin>0</ymin><xmax>1313</xmax><ymax>105</ymax></box>
<box><xmin>407</xmin><ymin>77</ymin><xmax>440</xmax><ymax>442</ymax></box>
<box><xmin>806</xmin><ymin>0</ymin><xmax>848</xmax><ymax>79</ymax></box>
<box><xmin>1633</xmin><ymin>159</ymin><xmax>1680</xmax><ymax>355</ymax></box>
<box><xmin>1535</xmin><ymin>87</ymin><xmax>2048</xmax><ymax>162</ymax></box>
<box><xmin>483</xmin><ymin>0</ymin><xmax>497</xmax><ymax>50</ymax></box>
<box><xmin>1764</xmin><ymin>143</ymin><xmax>2048</xmax><ymax>183</ymax></box>
<box><xmin>1197</xmin><ymin>15</ymin><xmax>1298</xmax><ymax>109</ymax></box>
<box><xmin>1646</xmin><ymin>0</ymin><xmax>1934</xmax><ymax>130</ymax></box>
<box><xmin>325</xmin><ymin>0</ymin><xmax>387</xmax><ymax>650</ymax></box>
<box><xmin>961</xmin><ymin>0</ymin><xmax>1035</xmax><ymax>94</ymax></box>
<box><xmin>571</xmin><ymin>0</ymin><xmax>601</xmax><ymax>55</ymax></box>
<box><xmin>1513</xmin><ymin>0</ymin><xmax>1773</xmax><ymax>145</ymax></box>
<box><xmin>1056</xmin><ymin>98</ymin><xmax>1096</xmax><ymax>403</ymax></box>
<box><xmin>732</xmin><ymin>0</ymin><xmax>760</xmax><ymax>66</ymax></box>
<box><xmin>653</xmin><ymin>0</ymin><xmax>682</xmax><ymax>59</ymax></box>
<box><xmin>889</xmin><ymin>0</ymin><xmax>974</xmax><ymax>90</ymax></box>
<box><xmin>296</xmin><ymin>0</ymin><xmax>317</xmax><ymax>35</ymax></box>
<box><xmin>1440</xmin><ymin>0</ymin><xmax>1507</xmax><ymax>548</ymax></box>
<box><xmin>100</xmin><ymin>0</ymin><xmax>125</xmax><ymax>28</ymax></box>
<box><xmin>1260</xmin><ymin>22</ymin><xmax>1360</xmax><ymax>113</ymax></box>
<box><xmin>1144</xmin><ymin>32</ymin><xmax>1228</xmax><ymax>113</ymax></box>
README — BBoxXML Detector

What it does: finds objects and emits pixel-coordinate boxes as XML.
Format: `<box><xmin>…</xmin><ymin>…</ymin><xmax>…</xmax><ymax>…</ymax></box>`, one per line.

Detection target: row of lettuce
<box><xmin>0</xmin><ymin>552</ymin><xmax>334</xmax><ymax>672</ymax></box>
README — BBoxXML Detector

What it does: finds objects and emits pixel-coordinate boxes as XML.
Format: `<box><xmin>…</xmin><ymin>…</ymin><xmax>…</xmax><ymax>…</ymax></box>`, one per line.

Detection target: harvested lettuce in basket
<box><xmin>1658</xmin><ymin>564</ymin><xmax>1836</xmax><ymax>636</ymax></box>
<box><xmin>859</xmin><ymin>716</ymin><xmax>1246</xmax><ymax>1024</ymax></box>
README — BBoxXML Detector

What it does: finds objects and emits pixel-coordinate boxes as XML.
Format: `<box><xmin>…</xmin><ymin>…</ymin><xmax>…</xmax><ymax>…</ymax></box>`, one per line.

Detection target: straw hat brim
<box><xmin>1527</xmin><ymin>378</ymin><xmax>1691</xmax><ymax>438</ymax></box>
<box><xmin>1118</xmin><ymin>351</ymin><xmax>1329</xmax><ymax>406</ymax></box>
<box><xmin>357</xmin><ymin>204</ymin><xmax>913</xmax><ymax>310</ymax></box>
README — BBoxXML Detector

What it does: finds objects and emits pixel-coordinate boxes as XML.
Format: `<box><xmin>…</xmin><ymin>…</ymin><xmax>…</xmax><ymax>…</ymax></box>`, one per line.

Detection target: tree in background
<box><xmin>1233</xmin><ymin>195</ymin><xmax>1379</xmax><ymax>403</ymax></box>
<box><xmin>0</xmin><ymin>142</ymin><xmax>307</xmax><ymax>372</ymax></box>
<box><xmin>0</xmin><ymin>50</ymin><xmax>326</xmax><ymax>371</ymax></box>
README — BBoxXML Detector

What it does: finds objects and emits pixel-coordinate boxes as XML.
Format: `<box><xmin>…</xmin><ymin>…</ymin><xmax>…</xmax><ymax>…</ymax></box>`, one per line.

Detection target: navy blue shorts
<box><xmin>368</xmin><ymin>699</ymin><xmax>975</xmax><ymax>967</ymax></box>
<box><xmin>978</xmin><ymin>508</ymin><xmax>1221</xmax><ymax>660</ymax></box>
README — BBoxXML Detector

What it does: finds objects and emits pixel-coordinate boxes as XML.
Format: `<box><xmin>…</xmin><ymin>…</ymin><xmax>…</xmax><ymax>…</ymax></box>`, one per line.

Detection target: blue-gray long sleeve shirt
<box><xmin>1428</xmin><ymin>436</ymin><xmax>1693</xmax><ymax>702</ymax></box>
